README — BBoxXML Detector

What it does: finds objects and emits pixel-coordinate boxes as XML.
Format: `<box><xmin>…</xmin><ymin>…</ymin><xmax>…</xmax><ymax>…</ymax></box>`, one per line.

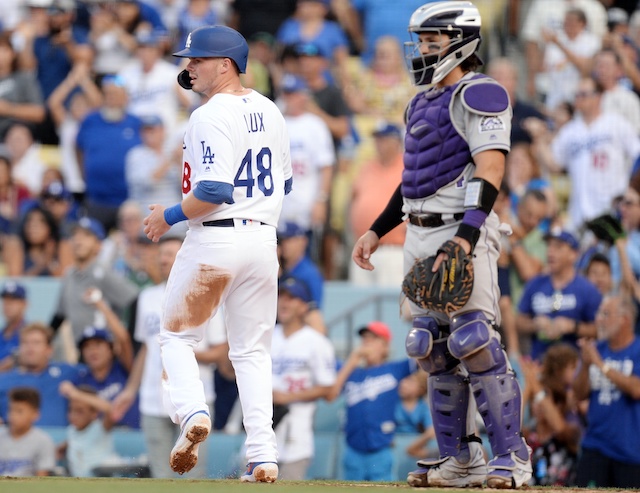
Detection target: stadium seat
<box><xmin>306</xmin><ymin>431</ymin><xmax>340</xmax><ymax>479</ymax></box>
<box><xmin>314</xmin><ymin>396</ymin><xmax>344</xmax><ymax>432</ymax></box>
<box><xmin>205</xmin><ymin>432</ymin><xmax>246</xmax><ymax>478</ymax></box>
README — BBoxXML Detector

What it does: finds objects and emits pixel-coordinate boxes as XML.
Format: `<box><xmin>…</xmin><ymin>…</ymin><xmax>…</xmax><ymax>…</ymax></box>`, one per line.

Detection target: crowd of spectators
<box><xmin>0</xmin><ymin>0</ymin><xmax>639</xmax><ymax>486</ymax></box>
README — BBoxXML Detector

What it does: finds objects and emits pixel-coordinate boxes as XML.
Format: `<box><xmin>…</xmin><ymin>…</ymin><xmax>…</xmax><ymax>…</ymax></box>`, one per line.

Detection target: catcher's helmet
<box><xmin>173</xmin><ymin>25</ymin><xmax>249</xmax><ymax>73</ymax></box>
<box><xmin>405</xmin><ymin>1</ymin><xmax>481</xmax><ymax>86</ymax></box>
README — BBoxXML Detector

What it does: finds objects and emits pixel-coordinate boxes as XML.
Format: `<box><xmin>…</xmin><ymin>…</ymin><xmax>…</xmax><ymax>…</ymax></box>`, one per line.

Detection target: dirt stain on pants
<box><xmin>165</xmin><ymin>264</ymin><xmax>231</xmax><ymax>332</ymax></box>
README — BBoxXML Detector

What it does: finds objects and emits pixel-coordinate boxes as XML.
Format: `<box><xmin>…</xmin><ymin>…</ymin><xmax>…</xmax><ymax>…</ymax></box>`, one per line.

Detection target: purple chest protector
<box><xmin>402</xmin><ymin>76</ymin><xmax>487</xmax><ymax>200</ymax></box>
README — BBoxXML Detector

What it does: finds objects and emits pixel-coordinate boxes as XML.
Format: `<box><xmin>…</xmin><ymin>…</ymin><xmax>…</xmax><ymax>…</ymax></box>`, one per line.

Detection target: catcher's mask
<box><xmin>405</xmin><ymin>1</ymin><xmax>482</xmax><ymax>86</ymax></box>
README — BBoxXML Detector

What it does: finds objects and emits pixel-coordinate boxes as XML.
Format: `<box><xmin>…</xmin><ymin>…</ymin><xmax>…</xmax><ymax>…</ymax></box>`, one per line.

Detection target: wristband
<box><xmin>455</xmin><ymin>222</ymin><xmax>481</xmax><ymax>249</ymax></box>
<box><xmin>164</xmin><ymin>203</ymin><xmax>188</xmax><ymax>225</ymax></box>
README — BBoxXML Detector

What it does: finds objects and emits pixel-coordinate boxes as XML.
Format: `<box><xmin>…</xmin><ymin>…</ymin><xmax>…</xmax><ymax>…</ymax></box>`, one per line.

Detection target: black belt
<box><xmin>202</xmin><ymin>219</ymin><xmax>265</xmax><ymax>227</ymax></box>
<box><xmin>408</xmin><ymin>213</ymin><xmax>464</xmax><ymax>228</ymax></box>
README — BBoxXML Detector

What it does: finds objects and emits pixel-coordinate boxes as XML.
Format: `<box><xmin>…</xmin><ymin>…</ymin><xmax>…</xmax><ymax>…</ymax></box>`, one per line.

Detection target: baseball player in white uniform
<box><xmin>143</xmin><ymin>25</ymin><xmax>292</xmax><ymax>483</ymax></box>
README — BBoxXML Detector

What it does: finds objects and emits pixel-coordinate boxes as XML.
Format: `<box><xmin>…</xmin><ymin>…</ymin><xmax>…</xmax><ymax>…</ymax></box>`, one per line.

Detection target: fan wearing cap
<box><xmin>0</xmin><ymin>281</ymin><xmax>28</xmax><ymax>371</ymax></box>
<box><xmin>279</xmin><ymin>74</ymin><xmax>334</xmax><ymax>232</ymax></box>
<box><xmin>60</xmin><ymin>321</ymin><xmax>139</xmax><ymax>428</ymax></box>
<box><xmin>277</xmin><ymin>221</ymin><xmax>326</xmax><ymax>333</ymax></box>
<box><xmin>49</xmin><ymin>216</ymin><xmax>139</xmax><ymax>344</ymax></box>
<box><xmin>271</xmin><ymin>276</ymin><xmax>336</xmax><ymax>479</ymax></box>
<box><xmin>327</xmin><ymin>321</ymin><xmax>416</xmax><ymax>481</ymax></box>
<box><xmin>517</xmin><ymin>229</ymin><xmax>602</xmax><ymax>361</ymax></box>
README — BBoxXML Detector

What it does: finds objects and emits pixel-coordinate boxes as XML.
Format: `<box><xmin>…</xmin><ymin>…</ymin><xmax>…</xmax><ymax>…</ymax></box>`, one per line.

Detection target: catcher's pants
<box><xmin>159</xmin><ymin>223</ymin><xmax>279</xmax><ymax>464</ymax></box>
<box><xmin>404</xmin><ymin>212</ymin><xmax>502</xmax><ymax>324</ymax></box>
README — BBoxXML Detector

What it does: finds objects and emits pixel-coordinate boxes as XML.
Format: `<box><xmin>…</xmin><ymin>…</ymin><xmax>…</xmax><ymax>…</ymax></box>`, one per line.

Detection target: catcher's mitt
<box><xmin>402</xmin><ymin>240</ymin><xmax>474</xmax><ymax>314</ymax></box>
<box><xmin>586</xmin><ymin>213</ymin><xmax>626</xmax><ymax>244</ymax></box>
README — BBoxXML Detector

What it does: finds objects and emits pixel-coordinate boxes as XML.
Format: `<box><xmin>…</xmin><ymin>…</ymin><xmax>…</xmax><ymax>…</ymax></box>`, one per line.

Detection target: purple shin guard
<box><xmin>470</xmin><ymin>371</ymin><xmax>525</xmax><ymax>456</ymax></box>
<box><xmin>428</xmin><ymin>373</ymin><xmax>472</xmax><ymax>459</ymax></box>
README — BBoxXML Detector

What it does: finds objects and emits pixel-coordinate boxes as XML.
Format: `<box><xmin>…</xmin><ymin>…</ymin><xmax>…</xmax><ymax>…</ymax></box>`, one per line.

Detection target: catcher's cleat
<box><xmin>408</xmin><ymin>442</ymin><xmax>487</xmax><ymax>488</ymax></box>
<box><xmin>240</xmin><ymin>462</ymin><xmax>278</xmax><ymax>483</ymax></box>
<box><xmin>486</xmin><ymin>446</ymin><xmax>533</xmax><ymax>489</ymax></box>
<box><xmin>170</xmin><ymin>410</ymin><xmax>211</xmax><ymax>474</ymax></box>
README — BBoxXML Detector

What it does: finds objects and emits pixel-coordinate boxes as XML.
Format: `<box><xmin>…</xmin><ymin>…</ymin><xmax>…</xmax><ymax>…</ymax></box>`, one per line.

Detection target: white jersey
<box><xmin>271</xmin><ymin>324</ymin><xmax>336</xmax><ymax>462</ymax></box>
<box><xmin>118</xmin><ymin>59</ymin><xmax>190</xmax><ymax>140</ymax></box>
<box><xmin>279</xmin><ymin>112</ymin><xmax>334</xmax><ymax>230</ymax></box>
<box><xmin>521</xmin><ymin>0</ymin><xmax>607</xmax><ymax>43</ymax></box>
<box><xmin>542</xmin><ymin>30</ymin><xmax>601</xmax><ymax>110</ymax></box>
<box><xmin>602</xmin><ymin>85</ymin><xmax>640</xmax><ymax>136</ymax></box>
<box><xmin>552</xmin><ymin>112</ymin><xmax>640</xmax><ymax>229</ymax></box>
<box><xmin>134</xmin><ymin>282</ymin><xmax>226</xmax><ymax>416</ymax></box>
<box><xmin>182</xmin><ymin>90</ymin><xmax>292</xmax><ymax>227</ymax></box>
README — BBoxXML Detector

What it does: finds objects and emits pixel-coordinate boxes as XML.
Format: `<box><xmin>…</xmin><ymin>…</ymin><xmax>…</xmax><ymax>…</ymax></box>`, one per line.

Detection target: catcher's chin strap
<box><xmin>456</xmin><ymin>177</ymin><xmax>499</xmax><ymax>250</ymax></box>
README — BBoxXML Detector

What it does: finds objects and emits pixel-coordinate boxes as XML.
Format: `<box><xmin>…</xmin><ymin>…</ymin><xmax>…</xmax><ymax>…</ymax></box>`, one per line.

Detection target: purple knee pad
<box><xmin>448</xmin><ymin>311</ymin><xmax>508</xmax><ymax>374</ymax></box>
<box><xmin>429</xmin><ymin>373</ymin><xmax>472</xmax><ymax>458</ymax></box>
<box><xmin>405</xmin><ymin>317</ymin><xmax>439</xmax><ymax>358</ymax></box>
<box><xmin>470</xmin><ymin>372</ymin><xmax>525</xmax><ymax>456</ymax></box>
<box><xmin>406</xmin><ymin>317</ymin><xmax>452</xmax><ymax>374</ymax></box>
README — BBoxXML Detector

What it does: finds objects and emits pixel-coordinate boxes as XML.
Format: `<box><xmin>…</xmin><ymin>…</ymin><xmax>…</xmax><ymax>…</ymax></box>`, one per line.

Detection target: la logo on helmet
<box><xmin>185</xmin><ymin>33</ymin><xmax>192</xmax><ymax>48</ymax></box>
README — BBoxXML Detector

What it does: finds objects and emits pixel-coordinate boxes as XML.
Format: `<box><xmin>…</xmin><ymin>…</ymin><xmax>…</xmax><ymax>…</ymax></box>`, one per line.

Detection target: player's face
<box><xmin>8</xmin><ymin>401</ymin><xmax>39</xmax><ymax>435</ymax></box>
<box><xmin>417</xmin><ymin>31</ymin><xmax>451</xmax><ymax>57</ymax></box>
<box><xmin>185</xmin><ymin>57</ymin><xmax>225</xmax><ymax>95</ymax></box>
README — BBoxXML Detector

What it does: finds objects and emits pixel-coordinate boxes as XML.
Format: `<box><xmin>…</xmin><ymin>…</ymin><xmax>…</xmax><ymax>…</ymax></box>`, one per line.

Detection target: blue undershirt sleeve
<box><xmin>193</xmin><ymin>181</ymin><xmax>235</xmax><ymax>204</ymax></box>
<box><xmin>284</xmin><ymin>177</ymin><xmax>293</xmax><ymax>195</ymax></box>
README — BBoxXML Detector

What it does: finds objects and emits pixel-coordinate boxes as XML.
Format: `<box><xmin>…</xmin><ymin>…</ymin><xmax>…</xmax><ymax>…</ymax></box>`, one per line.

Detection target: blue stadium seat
<box><xmin>205</xmin><ymin>432</ymin><xmax>245</xmax><ymax>478</ymax></box>
<box><xmin>314</xmin><ymin>396</ymin><xmax>344</xmax><ymax>432</ymax></box>
<box><xmin>306</xmin><ymin>431</ymin><xmax>340</xmax><ymax>479</ymax></box>
<box><xmin>392</xmin><ymin>433</ymin><xmax>421</xmax><ymax>481</ymax></box>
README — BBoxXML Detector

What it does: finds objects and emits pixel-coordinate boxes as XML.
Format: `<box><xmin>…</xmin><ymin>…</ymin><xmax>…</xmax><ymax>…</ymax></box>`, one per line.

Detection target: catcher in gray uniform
<box><xmin>352</xmin><ymin>2</ymin><xmax>532</xmax><ymax>489</ymax></box>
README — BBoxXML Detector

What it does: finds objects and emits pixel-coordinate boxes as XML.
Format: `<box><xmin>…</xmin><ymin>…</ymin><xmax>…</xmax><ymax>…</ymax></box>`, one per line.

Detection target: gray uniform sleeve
<box><xmin>451</xmin><ymin>78</ymin><xmax>511</xmax><ymax>157</ymax></box>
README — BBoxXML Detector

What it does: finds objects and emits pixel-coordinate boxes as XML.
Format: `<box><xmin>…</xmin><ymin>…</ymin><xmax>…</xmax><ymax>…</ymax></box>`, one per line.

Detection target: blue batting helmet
<box><xmin>173</xmin><ymin>25</ymin><xmax>249</xmax><ymax>74</ymax></box>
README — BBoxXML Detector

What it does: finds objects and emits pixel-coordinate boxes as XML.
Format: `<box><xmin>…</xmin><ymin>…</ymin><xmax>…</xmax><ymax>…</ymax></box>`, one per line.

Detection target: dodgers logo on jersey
<box><xmin>201</xmin><ymin>141</ymin><xmax>214</xmax><ymax>164</ymax></box>
<box><xmin>479</xmin><ymin>116</ymin><xmax>505</xmax><ymax>133</ymax></box>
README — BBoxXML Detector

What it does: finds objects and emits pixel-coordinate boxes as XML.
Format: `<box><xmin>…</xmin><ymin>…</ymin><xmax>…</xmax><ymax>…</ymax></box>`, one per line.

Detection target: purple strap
<box><xmin>462</xmin><ymin>209</ymin><xmax>488</xmax><ymax>229</ymax></box>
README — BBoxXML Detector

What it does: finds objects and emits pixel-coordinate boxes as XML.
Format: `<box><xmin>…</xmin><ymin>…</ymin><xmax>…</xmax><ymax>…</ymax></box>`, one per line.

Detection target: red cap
<box><xmin>358</xmin><ymin>321</ymin><xmax>392</xmax><ymax>342</ymax></box>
